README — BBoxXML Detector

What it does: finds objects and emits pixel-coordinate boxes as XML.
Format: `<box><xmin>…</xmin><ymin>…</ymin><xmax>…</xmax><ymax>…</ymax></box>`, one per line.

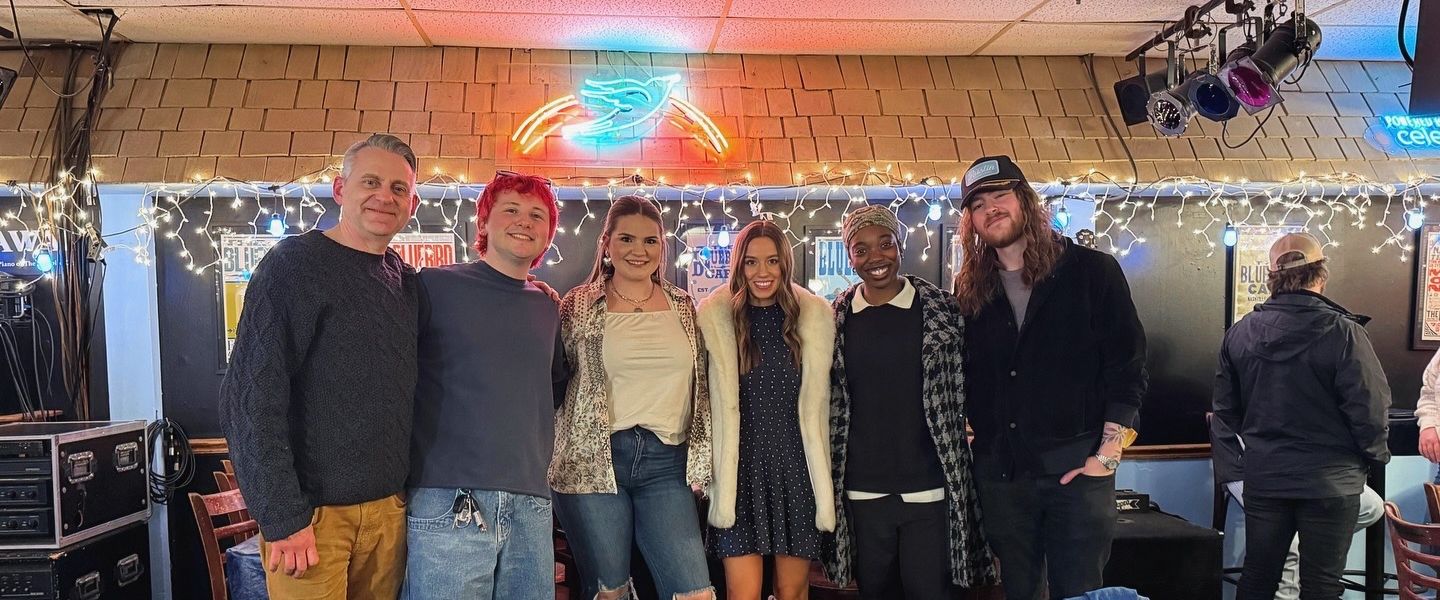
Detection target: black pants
<box><xmin>1237</xmin><ymin>494</ymin><xmax>1360</xmax><ymax>600</ymax></box>
<box><xmin>975</xmin><ymin>473</ymin><xmax>1116</xmax><ymax>600</ymax></box>
<box><xmin>848</xmin><ymin>495</ymin><xmax>953</xmax><ymax>600</ymax></box>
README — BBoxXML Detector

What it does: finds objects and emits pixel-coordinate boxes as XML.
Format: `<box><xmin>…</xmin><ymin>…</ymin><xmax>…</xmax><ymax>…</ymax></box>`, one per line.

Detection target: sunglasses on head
<box><xmin>494</xmin><ymin>170</ymin><xmax>554</xmax><ymax>186</ymax></box>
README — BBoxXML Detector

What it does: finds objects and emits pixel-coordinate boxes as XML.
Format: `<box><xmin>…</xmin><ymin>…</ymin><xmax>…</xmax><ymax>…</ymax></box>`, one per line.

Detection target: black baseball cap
<box><xmin>960</xmin><ymin>155</ymin><xmax>1028</xmax><ymax>209</ymax></box>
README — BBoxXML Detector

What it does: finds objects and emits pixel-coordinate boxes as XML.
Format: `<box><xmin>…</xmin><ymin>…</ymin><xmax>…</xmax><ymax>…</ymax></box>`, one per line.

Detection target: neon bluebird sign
<box><xmin>511</xmin><ymin>73</ymin><xmax>729</xmax><ymax>157</ymax></box>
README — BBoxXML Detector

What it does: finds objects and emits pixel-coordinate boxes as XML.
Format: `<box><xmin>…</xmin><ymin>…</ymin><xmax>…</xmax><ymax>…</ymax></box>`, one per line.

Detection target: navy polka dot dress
<box><xmin>708</xmin><ymin>303</ymin><xmax>824</xmax><ymax>560</ymax></box>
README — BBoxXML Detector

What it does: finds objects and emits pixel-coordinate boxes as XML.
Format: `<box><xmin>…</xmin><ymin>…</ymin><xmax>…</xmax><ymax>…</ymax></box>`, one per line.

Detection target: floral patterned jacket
<box><xmin>548</xmin><ymin>277</ymin><xmax>713</xmax><ymax>494</ymax></box>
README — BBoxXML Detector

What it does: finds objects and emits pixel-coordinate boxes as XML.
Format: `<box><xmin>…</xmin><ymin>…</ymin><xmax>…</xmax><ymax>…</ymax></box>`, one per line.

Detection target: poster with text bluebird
<box><xmin>810</xmin><ymin>235</ymin><xmax>857</xmax><ymax>302</ymax></box>
<box><xmin>1230</xmin><ymin>224</ymin><xmax>1304</xmax><ymax>325</ymax></box>
<box><xmin>681</xmin><ymin>226</ymin><xmax>731</xmax><ymax>299</ymax></box>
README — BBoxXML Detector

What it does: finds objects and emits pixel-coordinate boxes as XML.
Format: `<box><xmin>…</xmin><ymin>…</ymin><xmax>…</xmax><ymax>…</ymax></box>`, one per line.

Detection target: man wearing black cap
<box><xmin>822</xmin><ymin>205</ymin><xmax>996</xmax><ymax>599</ymax></box>
<box><xmin>1213</xmin><ymin>232</ymin><xmax>1390</xmax><ymax>599</ymax></box>
<box><xmin>953</xmin><ymin>155</ymin><xmax>1148</xmax><ymax>599</ymax></box>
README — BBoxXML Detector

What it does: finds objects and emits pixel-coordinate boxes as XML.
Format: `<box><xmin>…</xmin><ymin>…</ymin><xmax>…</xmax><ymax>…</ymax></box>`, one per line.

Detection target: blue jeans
<box><xmin>402</xmin><ymin>487</ymin><xmax>554</xmax><ymax>600</ymax></box>
<box><xmin>554</xmin><ymin>427</ymin><xmax>713</xmax><ymax>599</ymax></box>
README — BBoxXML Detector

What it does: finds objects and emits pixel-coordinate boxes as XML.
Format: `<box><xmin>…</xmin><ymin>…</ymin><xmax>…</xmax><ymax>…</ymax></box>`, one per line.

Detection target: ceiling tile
<box><xmin>408</xmin><ymin>0</ymin><xmax>726</xmax><ymax>18</ymax></box>
<box><xmin>714</xmin><ymin>19</ymin><xmax>1008</xmax><ymax>55</ymax></box>
<box><xmin>979</xmin><ymin>22</ymin><xmax>1162</xmax><ymax>56</ymax></box>
<box><xmin>415</xmin><ymin>12</ymin><xmax>716</xmax><ymax>53</ymax></box>
<box><xmin>2</xmin><ymin>6</ymin><xmax>108</xmax><ymax>41</ymax></box>
<box><xmin>728</xmin><ymin>0</ymin><xmax>1037</xmax><ymax>21</ymax></box>
<box><xmin>110</xmin><ymin>7</ymin><xmax>425</xmax><ymax>46</ymax></box>
<box><xmin>1310</xmin><ymin>25</ymin><xmax>1418</xmax><ymax>61</ymax></box>
<box><xmin>1311</xmin><ymin>0</ymin><xmax>1418</xmax><ymax>26</ymax></box>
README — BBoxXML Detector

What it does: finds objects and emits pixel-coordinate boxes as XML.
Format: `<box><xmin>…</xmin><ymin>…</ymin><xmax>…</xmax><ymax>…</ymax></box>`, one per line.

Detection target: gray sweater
<box><xmin>220</xmin><ymin>231</ymin><xmax>418</xmax><ymax>540</ymax></box>
<box><xmin>408</xmin><ymin>260</ymin><xmax>565</xmax><ymax>498</ymax></box>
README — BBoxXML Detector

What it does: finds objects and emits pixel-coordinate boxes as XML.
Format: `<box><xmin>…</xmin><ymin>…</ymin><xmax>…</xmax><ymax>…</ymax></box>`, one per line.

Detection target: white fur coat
<box><xmin>697</xmin><ymin>283</ymin><xmax>836</xmax><ymax>532</ymax></box>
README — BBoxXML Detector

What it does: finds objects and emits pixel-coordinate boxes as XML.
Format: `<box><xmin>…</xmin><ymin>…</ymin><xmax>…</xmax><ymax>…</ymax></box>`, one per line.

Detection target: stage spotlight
<box><xmin>1220</xmin><ymin>17</ymin><xmax>1322</xmax><ymax>113</ymax></box>
<box><xmin>1182</xmin><ymin>71</ymin><xmax>1240</xmax><ymax>122</ymax></box>
<box><xmin>1147</xmin><ymin>87</ymin><xmax>1192</xmax><ymax>136</ymax></box>
<box><xmin>1114</xmin><ymin>71</ymin><xmax>1170</xmax><ymax>127</ymax></box>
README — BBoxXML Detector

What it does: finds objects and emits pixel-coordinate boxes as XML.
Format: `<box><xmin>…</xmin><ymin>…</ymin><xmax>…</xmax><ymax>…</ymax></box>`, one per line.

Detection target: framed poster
<box><xmin>804</xmin><ymin>227</ymin><xmax>857</xmax><ymax>302</ymax></box>
<box><xmin>677</xmin><ymin>224</ymin><xmax>732</xmax><ymax>299</ymax></box>
<box><xmin>1413</xmin><ymin>224</ymin><xmax>1440</xmax><ymax>350</ymax></box>
<box><xmin>1229</xmin><ymin>224</ymin><xmax>1304</xmax><ymax>325</ymax></box>
<box><xmin>218</xmin><ymin>234</ymin><xmax>289</xmax><ymax>362</ymax></box>
<box><xmin>391</xmin><ymin>232</ymin><xmax>459</xmax><ymax>270</ymax></box>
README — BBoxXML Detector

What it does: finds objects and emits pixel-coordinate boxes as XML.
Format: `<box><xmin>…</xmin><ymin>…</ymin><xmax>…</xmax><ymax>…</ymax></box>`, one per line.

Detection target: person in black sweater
<box><xmin>954</xmin><ymin>155</ymin><xmax>1147</xmax><ymax>600</ymax></box>
<box><xmin>822</xmin><ymin>205</ymin><xmax>996</xmax><ymax>599</ymax></box>
<box><xmin>219</xmin><ymin>134</ymin><xmax>420</xmax><ymax>600</ymax></box>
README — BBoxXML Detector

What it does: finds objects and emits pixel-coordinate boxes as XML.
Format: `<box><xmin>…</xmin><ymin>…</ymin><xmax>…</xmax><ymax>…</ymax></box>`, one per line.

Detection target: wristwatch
<box><xmin>1094</xmin><ymin>453</ymin><xmax>1121</xmax><ymax>471</ymax></box>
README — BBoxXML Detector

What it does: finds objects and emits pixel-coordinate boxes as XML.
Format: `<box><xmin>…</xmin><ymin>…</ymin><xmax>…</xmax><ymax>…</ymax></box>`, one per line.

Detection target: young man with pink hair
<box><xmin>403</xmin><ymin>171</ymin><xmax>567</xmax><ymax>599</ymax></box>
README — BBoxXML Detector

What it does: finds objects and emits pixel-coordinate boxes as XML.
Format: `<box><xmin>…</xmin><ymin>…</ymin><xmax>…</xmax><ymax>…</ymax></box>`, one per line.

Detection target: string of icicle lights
<box><xmin>3</xmin><ymin>166</ymin><xmax>1437</xmax><ymax>281</ymax></box>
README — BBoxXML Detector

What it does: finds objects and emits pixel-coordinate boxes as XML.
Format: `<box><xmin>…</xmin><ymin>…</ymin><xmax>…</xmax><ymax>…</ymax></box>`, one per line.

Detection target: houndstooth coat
<box><xmin>823</xmin><ymin>276</ymin><xmax>998</xmax><ymax>588</ymax></box>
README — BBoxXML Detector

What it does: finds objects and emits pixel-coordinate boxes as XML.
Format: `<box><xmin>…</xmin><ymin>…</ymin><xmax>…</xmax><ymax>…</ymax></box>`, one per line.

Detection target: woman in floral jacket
<box><xmin>550</xmin><ymin>195</ymin><xmax>715</xmax><ymax>600</ymax></box>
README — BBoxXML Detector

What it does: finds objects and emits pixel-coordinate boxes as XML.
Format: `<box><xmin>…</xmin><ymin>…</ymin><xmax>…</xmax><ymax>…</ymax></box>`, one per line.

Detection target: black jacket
<box><xmin>1212</xmin><ymin>291</ymin><xmax>1391</xmax><ymax>498</ymax></box>
<box><xmin>964</xmin><ymin>238</ymin><xmax>1148</xmax><ymax>480</ymax></box>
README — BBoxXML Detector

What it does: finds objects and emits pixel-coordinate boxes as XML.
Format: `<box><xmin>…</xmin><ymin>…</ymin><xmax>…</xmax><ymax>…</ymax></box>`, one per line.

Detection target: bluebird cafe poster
<box><xmin>1229</xmin><ymin>224</ymin><xmax>1305</xmax><ymax>325</ymax></box>
<box><xmin>682</xmin><ymin>227</ymin><xmax>731</xmax><ymax>298</ymax></box>
<box><xmin>218</xmin><ymin>232</ymin><xmax>456</xmax><ymax>361</ymax></box>
<box><xmin>810</xmin><ymin>235</ymin><xmax>858</xmax><ymax>302</ymax></box>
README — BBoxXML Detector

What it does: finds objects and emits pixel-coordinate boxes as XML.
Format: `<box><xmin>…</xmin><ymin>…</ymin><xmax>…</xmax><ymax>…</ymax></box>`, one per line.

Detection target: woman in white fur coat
<box><xmin>697</xmin><ymin>220</ymin><xmax>836</xmax><ymax>600</ymax></box>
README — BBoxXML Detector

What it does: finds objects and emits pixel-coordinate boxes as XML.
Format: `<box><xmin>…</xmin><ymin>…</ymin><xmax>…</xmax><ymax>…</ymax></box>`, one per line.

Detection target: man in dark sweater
<box><xmin>402</xmin><ymin>171</ymin><xmax>567</xmax><ymax>599</ymax></box>
<box><xmin>954</xmin><ymin>155</ymin><xmax>1147</xmax><ymax>600</ymax></box>
<box><xmin>822</xmin><ymin>205</ymin><xmax>996</xmax><ymax>598</ymax></box>
<box><xmin>219</xmin><ymin>134</ymin><xmax>420</xmax><ymax>599</ymax></box>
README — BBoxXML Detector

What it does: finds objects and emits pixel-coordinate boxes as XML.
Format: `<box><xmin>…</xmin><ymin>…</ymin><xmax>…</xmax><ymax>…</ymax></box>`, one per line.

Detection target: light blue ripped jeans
<box><xmin>402</xmin><ymin>487</ymin><xmax>555</xmax><ymax>600</ymax></box>
<box><xmin>554</xmin><ymin>427</ymin><xmax>714</xmax><ymax>600</ymax></box>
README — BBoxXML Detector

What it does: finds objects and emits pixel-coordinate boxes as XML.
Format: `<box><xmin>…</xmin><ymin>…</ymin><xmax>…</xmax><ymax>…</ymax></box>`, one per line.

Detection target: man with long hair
<box><xmin>404</xmin><ymin>170</ymin><xmax>567</xmax><ymax>599</ymax></box>
<box><xmin>1214</xmin><ymin>233</ymin><xmax>1389</xmax><ymax>599</ymax></box>
<box><xmin>953</xmin><ymin>155</ymin><xmax>1147</xmax><ymax>600</ymax></box>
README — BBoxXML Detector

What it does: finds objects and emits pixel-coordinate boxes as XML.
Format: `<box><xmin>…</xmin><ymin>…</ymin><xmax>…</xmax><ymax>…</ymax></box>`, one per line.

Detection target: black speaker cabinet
<box><xmin>0</xmin><ymin>522</ymin><xmax>150</xmax><ymax>599</ymax></box>
<box><xmin>1104</xmin><ymin>510</ymin><xmax>1222</xmax><ymax>600</ymax></box>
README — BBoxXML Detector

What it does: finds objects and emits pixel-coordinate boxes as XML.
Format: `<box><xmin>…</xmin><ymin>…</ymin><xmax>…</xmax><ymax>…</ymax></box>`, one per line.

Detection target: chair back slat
<box><xmin>1386</xmin><ymin>502</ymin><xmax>1440</xmax><ymax>600</ymax></box>
<box><xmin>190</xmin><ymin>486</ymin><xmax>261</xmax><ymax>600</ymax></box>
<box><xmin>1425</xmin><ymin>483</ymin><xmax>1440</xmax><ymax>524</ymax></box>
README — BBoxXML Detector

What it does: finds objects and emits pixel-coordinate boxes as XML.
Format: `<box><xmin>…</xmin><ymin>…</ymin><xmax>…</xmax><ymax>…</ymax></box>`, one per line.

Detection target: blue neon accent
<box><xmin>565</xmin><ymin>74</ymin><xmax>681</xmax><ymax>141</ymax></box>
<box><xmin>928</xmin><ymin>203</ymin><xmax>942</xmax><ymax>222</ymax></box>
<box><xmin>1223</xmin><ymin>224</ymin><xmax>1238</xmax><ymax>248</ymax></box>
<box><xmin>717</xmin><ymin>228</ymin><xmax>731</xmax><ymax>247</ymax></box>
<box><xmin>34</xmin><ymin>251</ymin><xmax>53</xmax><ymax>273</ymax></box>
<box><xmin>1053</xmin><ymin>206</ymin><xmax>1071</xmax><ymax>230</ymax></box>
<box><xmin>268</xmin><ymin>214</ymin><xmax>286</xmax><ymax>236</ymax></box>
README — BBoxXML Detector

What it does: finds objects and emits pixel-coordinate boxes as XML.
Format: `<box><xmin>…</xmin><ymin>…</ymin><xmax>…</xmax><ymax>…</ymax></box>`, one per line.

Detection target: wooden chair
<box><xmin>1385</xmin><ymin>501</ymin><xmax>1440</xmax><ymax>599</ymax></box>
<box><xmin>1425</xmin><ymin>482</ymin><xmax>1440</xmax><ymax>523</ymax></box>
<box><xmin>189</xmin><ymin>488</ymin><xmax>261</xmax><ymax>600</ymax></box>
<box><xmin>222</xmin><ymin>459</ymin><xmax>235</xmax><ymax>476</ymax></box>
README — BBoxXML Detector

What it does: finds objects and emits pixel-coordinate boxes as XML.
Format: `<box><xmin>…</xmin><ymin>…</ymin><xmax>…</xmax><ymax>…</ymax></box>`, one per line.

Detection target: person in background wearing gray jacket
<box><xmin>1213</xmin><ymin>232</ymin><xmax>1391</xmax><ymax>600</ymax></box>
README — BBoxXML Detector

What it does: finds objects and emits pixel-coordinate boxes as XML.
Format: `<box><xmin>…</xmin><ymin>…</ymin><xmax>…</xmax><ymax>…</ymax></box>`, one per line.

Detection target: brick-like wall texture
<box><xmin>0</xmin><ymin>44</ymin><xmax>1434</xmax><ymax>185</ymax></box>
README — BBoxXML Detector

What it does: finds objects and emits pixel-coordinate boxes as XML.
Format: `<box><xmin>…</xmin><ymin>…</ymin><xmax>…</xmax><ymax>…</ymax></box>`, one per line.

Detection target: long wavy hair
<box><xmin>953</xmin><ymin>184</ymin><xmax>1063</xmax><ymax>317</ymax></box>
<box><xmin>585</xmin><ymin>195</ymin><xmax>669</xmax><ymax>284</ymax></box>
<box><xmin>728</xmin><ymin>221</ymin><xmax>803</xmax><ymax>375</ymax></box>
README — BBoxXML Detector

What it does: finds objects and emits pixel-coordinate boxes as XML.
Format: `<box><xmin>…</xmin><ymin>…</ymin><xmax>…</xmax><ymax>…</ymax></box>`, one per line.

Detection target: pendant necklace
<box><xmin>611</xmin><ymin>281</ymin><xmax>655</xmax><ymax>313</ymax></box>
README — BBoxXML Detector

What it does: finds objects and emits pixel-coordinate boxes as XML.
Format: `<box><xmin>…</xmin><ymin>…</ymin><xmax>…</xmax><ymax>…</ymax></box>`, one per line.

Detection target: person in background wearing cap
<box><xmin>1213</xmin><ymin>232</ymin><xmax>1390</xmax><ymax>600</ymax></box>
<box><xmin>821</xmin><ymin>204</ymin><xmax>997</xmax><ymax>599</ymax></box>
<box><xmin>953</xmin><ymin>155</ymin><xmax>1146</xmax><ymax>600</ymax></box>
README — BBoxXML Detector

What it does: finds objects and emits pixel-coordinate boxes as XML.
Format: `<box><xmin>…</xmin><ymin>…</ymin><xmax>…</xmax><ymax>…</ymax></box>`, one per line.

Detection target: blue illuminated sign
<box><xmin>1368</xmin><ymin>114</ymin><xmax>1440</xmax><ymax>156</ymax></box>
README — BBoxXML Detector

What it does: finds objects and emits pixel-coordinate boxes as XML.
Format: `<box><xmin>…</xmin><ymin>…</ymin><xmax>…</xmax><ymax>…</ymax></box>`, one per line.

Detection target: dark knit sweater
<box><xmin>219</xmin><ymin>230</ymin><xmax>418</xmax><ymax>540</ymax></box>
<box><xmin>841</xmin><ymin>300</ymin><xmax>945</xmax><ymax>494</ymax></box>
